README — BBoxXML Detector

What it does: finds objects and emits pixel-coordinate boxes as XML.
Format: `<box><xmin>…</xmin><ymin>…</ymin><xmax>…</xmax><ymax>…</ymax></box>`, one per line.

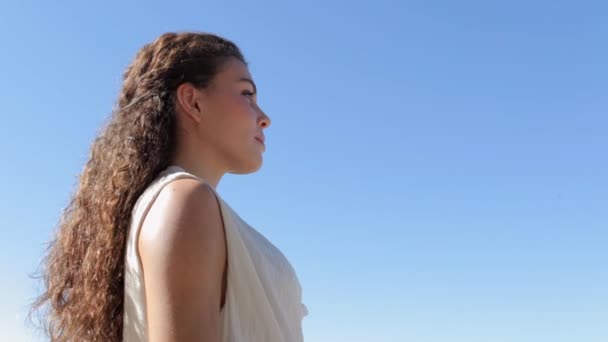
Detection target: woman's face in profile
<box><xmin>195</xmin><ymin>57</ymin><xmax>271</xmax><ymax>174</ymax></box>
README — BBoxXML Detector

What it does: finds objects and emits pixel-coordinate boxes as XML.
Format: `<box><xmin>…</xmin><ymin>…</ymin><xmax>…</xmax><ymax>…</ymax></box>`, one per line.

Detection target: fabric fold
<box><xmin>123</xmin><ymin>165</ymin><xmax>308</xmax><ymax>341</ymax></box>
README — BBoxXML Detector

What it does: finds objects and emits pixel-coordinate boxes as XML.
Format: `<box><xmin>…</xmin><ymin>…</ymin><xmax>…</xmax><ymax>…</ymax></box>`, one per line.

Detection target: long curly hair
<box><xmin>28</xmin><ymin>31</ymin><xmax>246</xmax><ymax>341</ymax></box>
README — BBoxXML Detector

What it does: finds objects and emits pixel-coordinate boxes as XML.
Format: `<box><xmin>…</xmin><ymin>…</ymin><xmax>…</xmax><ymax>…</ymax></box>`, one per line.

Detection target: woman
<box><xmin>29</xmin><ymin>31</ymin><xmax>308</xmax><ymax>341</ymax></box>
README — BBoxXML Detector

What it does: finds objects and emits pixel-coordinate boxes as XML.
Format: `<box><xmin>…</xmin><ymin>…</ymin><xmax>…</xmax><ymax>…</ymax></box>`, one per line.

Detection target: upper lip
<box><xmin>255</xmin><ymin>135</ymin><xmax>265</xmax><ymax>144</ymax></box>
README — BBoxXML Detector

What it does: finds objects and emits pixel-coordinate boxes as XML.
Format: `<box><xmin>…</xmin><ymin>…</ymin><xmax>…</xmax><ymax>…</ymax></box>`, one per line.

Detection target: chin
<box><xmin>232</xmin><ymin>156</ymin><xmax>263</xmax><ymax>174</ymax></box>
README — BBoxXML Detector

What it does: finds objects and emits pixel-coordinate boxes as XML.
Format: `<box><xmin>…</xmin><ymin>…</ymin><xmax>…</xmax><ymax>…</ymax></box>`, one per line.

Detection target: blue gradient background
<box><xmin>1</xmin><ymin>1</ymin><xmax>606</xmax><ymax>341</ymax></box>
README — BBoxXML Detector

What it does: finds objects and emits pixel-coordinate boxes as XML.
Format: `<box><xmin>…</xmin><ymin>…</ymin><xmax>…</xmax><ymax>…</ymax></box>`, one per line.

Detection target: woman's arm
<box><xmin>138</xmin><ymin>178</ymin><xmax>227</xmax><ymax>342</ymax></box>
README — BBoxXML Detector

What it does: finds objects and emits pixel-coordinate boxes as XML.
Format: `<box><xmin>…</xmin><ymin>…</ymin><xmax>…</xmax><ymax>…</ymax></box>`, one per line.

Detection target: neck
<box><xmin>169</xmin><ymin>146</ymin><xmax>226</xmax><ymax>191</ymax></box>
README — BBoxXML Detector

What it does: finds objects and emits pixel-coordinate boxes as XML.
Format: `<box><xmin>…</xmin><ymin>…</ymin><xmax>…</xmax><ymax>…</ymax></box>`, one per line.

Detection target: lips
<box><xmin>255</xmin><ymin>136</ymin><xmax>265</xmax><ymax>144</ymax></box>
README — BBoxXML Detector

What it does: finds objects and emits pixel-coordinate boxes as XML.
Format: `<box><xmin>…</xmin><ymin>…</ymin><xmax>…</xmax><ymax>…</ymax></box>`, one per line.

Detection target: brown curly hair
<box><xmin>28</xmin><ymin>31</ymin><xmax>246</xmax><ymax>341</ymax></box>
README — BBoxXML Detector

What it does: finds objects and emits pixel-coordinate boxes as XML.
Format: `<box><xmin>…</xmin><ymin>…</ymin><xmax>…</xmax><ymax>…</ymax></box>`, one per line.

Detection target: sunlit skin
<box><xmin>170</xmin><ymin>57</ymin><xmax>271</xmax><ymax>190</ymax></box>
<box><xmin>137</xmin><ymin>57</ymin><xmax>272</xmax><ymax>341</ymax></box>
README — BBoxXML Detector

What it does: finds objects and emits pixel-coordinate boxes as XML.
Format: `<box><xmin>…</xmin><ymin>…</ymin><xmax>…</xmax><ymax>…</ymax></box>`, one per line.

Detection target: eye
<box><xmin>242</xmin><ymin>90</ymin><xmax>255</xmax><ymax>97</ymax></box>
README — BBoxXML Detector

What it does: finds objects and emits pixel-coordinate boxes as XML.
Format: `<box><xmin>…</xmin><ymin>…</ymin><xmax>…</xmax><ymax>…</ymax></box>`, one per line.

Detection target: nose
<box><xmin>258</xmin><ymin>107</ymin><xmax>271</xmax><ymax>128</ymax></box>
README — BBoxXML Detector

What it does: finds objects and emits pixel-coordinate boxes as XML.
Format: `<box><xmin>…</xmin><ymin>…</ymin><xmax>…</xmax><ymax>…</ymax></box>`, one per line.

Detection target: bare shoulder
<box><xmin>137</xmin><ymin>177</ymin><xmax>227</xmax><ymax>341</ymax></box>
<box><xmin>138</xmin><ymin>177</ymin><xmax>226</xmax><ymax>257</ymax></box>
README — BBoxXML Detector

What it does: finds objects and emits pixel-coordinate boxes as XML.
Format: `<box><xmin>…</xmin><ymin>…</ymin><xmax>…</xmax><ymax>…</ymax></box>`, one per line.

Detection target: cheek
<box><xmin>229</xmin><ymin>99</ymin><xmax>258</xmax><ymax>130</ymax></box>
<box><xmin>208</xmin><ymin>94</ymin><xmax>257</xmax><ymax>147</ymax></box>
<box><xmin>218</xmin><ymin>93</ymin><xmax>254</xmax><ymax>118</ymax></box>
<box><xmin>217</xmin><ymin>106</ymin><xmax>256</xmax><ymax>146</ymax></box>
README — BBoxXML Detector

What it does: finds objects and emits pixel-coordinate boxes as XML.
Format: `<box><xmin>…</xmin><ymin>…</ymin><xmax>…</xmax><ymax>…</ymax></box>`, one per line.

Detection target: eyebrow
<box><xmin>238</xmin><ymin>77</ymin><xmax>257</xmax><ymax>94</ymax></box>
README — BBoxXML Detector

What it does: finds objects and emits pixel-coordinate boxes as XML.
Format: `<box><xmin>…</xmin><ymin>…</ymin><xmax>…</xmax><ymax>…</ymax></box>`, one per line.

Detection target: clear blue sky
<box><xmin>1</xmin><ymin>1</ymin><xmax>606</xmax><ymax>341</ymax></box>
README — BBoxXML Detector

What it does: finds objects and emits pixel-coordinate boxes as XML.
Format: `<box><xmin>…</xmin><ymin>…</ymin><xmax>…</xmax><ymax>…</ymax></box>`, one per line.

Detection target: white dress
<box><xmin>123</xmin><ymin>165</ymin><xmax>308</xmax><ymax>341</ymax></box>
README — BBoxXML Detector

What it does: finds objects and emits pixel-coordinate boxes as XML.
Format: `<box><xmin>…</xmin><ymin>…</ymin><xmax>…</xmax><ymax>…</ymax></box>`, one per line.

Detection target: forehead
<box><xmin>215</xmin><ymin>58</ymin><xmax>251</xmax><ymax>82</ymax></box>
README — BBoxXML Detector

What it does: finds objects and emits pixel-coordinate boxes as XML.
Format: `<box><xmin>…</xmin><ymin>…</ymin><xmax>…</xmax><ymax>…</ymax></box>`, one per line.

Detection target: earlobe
<box><xmin>176</xmin><ymin>83</ymin><xmax>203</xmax><ymax>124</ymax></box>
<box><xmin>192</xmin><ymin>97</ymin><xmax>206</xmax><ymax>123</ymax></box>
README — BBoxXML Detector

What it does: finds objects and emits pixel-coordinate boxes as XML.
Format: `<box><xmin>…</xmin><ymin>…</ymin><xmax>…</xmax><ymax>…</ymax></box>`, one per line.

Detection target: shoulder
<box><xmin>138</xmin><ymin>177</ymin><xmax>226</xmax><ymax>260</ymax></box>
<box><xmin>136</xmin><ymin>177</ymin><xmax>227</xmax><ymax>339</ymax></box>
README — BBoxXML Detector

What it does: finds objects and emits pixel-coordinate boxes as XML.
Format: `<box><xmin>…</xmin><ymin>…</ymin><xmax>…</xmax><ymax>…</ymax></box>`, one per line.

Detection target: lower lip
<box><xmin>255</xmin><ymin>138</ymin><xmax>265</xmax><ymax>146</ymax></box>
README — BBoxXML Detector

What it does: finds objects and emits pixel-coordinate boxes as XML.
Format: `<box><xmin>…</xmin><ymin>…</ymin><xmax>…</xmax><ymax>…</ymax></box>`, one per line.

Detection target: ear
<box><xmin>175</xmin><ymin>82</ymin><xmax>204</xmax><ymax>123</ymax></box>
